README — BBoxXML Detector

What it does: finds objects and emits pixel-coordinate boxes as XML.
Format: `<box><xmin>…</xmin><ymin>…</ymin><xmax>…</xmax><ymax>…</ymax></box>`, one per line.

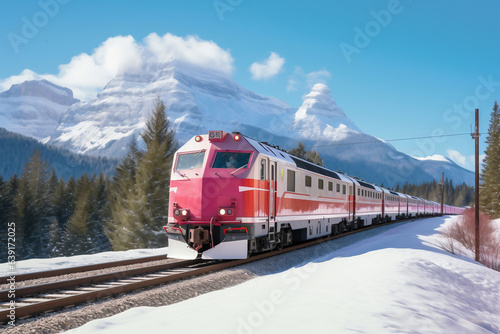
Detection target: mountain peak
<box><xmin>0</xmin><ymin>79</ymin><xmax>79</xmax><ymax>106</ymax></box>
<box><xmin>293</xmin><ymin>83</ymin><xmax>360</xmax><ymax>140</ymax></box>
<box><xmin>296</xmin><ymin>83</ymin><xmax>347</xmax><ymax>120</ymax></box>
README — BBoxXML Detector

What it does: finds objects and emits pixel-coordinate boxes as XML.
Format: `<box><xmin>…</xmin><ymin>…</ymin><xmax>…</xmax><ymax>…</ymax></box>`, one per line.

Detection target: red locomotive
<box><xmin>164</xmin><ymin>131</ymin><xmax>464</xmax><ymax>260</ymax></box>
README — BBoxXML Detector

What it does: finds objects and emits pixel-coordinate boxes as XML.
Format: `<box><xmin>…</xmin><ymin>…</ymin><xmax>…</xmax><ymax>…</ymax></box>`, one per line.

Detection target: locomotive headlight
<box><xmin>173</xmin><ymin>208</ymin><xmax>181</xmax><ymax>216</ymax></box>
<box><xmin>218</xmin><ymin>208</ymin><xmax>234</xmax><ymax>216</ymax></box>
<box><xmin>195</xmin><ymin>135</ymin><xmax>203</xmax><ymax>142</ymax></box>
<box><xmin>233</xmin><ymin>134</ymin><xmax>241</xmax><ymax>141</ymax></box>
<box><xmin>181</xmin><ymin>209</ymin><xmax>189</xmax><ymax>216</ymax></box>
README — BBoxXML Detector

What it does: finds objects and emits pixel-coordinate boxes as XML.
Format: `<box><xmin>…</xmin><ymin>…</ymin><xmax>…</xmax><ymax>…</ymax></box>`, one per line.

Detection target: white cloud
<box><xmin>447</xmin><ymin>149</ymin><xmax>468</xmax><ymax>166</ymax></box>
<box><xmin>0</xmin><ymin>33</ymin><xmax>234</xmax><ymax>101</ymax></box>
<box><xmin>287</xmin><ymin>67</ymin><xmax>331</xmax><ymax>92</ymax></box>
<box><xmin>250</xmin><ymin>52</ymin><xmax>285</xmax><ymax>80</ymax></box>
<box><xmin>306</xmin><ymin>69</ymin><xmax>331</xmax><ymax>87</ymax></box>
<box><xmin>144</xmin><ymin>33</ymin><xmax>234</xmax><ymax>76</ymax></box>
<box><xmin>446</xmin><ymin>149</ymin><xmax>485</xmax><ymax>170</ymax></box>
<box><xmin>287</xmin><ymin>67</ymin><xmax>303</xmax><ymax>92</ymax></box>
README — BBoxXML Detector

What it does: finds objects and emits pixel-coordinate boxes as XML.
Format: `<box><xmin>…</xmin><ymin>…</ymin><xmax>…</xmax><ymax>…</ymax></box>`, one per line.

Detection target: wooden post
<box><xmin>474</xmin><ymin>108</ymin><xmax>480</xmax><ymax>262</ymax></box>
<box><xmin>440</xmin><ymin>172</ymin><xmax>444</xmax><ymax>215</ymax></box>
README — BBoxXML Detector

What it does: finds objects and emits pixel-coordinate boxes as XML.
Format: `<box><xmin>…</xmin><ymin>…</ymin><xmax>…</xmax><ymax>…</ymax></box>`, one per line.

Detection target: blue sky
<box><xmin>1</xmin><ymin>0</ymin><xmax>499</xmax><ymax>172</ymax></box>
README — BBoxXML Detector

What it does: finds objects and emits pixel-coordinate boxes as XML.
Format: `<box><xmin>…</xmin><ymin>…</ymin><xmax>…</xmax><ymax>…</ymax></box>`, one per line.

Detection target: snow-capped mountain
<box><xmin>291</xmin><ymin>85</ymin><xmax>474</xmax><ymax>186</ymax></box>
<box><xmin>0</xmin><ymin>61</ymin><xmax>474</xmax><ymax>187</ymax></box>
<box><xmin>294</xmin><ymin>83</ymin><xmax>361</xmax><ymax>141</ymax></box>
<box><xmin>46</xmin><ymin>60</ymin><xmax>294</xmax><ymax>157</ymax></box>
<box><xmin>0</xmin><ymin>80</ymin><xmax>79</xmax><ymax>140</ymax></box>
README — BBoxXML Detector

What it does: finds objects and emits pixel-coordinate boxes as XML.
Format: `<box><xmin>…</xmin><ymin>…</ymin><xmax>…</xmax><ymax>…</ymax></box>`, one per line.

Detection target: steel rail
<box><xmin>0</xmin><ymin>259</ymin><xmax>201</xmax><ymax>302</ymax></box>
<box><xmin>1</xmin><ymin>254</ymin><xmax>169</xmax><ymax>284</ymax></box>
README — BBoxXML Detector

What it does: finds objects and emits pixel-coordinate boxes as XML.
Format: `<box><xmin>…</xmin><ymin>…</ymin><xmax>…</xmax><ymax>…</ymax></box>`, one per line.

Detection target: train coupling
<box><xmin>189</xmin><ymin>226</ymin><xmax>210</xmax><ymax>246</ymax></box>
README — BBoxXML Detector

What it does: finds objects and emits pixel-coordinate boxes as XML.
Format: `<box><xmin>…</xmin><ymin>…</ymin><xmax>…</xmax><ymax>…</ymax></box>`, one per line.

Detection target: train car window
<box><xmin>328</xmin><ymin>181</ymin><xmax>333</xmax><ymax>191</ymax></box>
<box><xmin>212</xmin><ymin>151</ymin><xmax>251</xmax><ymax>169</ymax></box>
<box><xmin>318</xmin><ymin>179</ymin><xmax>324</xmax><ymax>190</ymax></box>
<box><xmin>349</xmin><ymin>186</ymin><xmax>352</xmax><ymax>195</ymax></box>
<box><xmin>260</xmin><ymin>159</ymin><xmax>266</xmax><ymax>180</ymax></box>
<box><xmin>342</xmin><ymin>185</ymin><xmax>346</xmax><ymax>195</ymax></box>
<box><xmin>176</xmin><ymin>151</ymin><xmax>206</xmax><ymax>170</ymax></box>
<box><xmin>271</xmin><ymin>164</ymin><xmax>275</xmax><ymax>181</ymax></box>
<box><xmin>305</xmin><ymin>175</ymin><xmax>312</xmax><ymax>187</ymax></box>
<box><xmin>287</xmin><ymin>170</ymin><xmax>295</xmax><ymax>192</ymax></box>
<box><xmin>357</xmin><ymin>188</ymin><xmax>360</xmax><ymax>196</ymax></box>
<box><xmin>337</xmin><ymin>183</ymin><xmax>340</xmax><ymax>193</ymax></box>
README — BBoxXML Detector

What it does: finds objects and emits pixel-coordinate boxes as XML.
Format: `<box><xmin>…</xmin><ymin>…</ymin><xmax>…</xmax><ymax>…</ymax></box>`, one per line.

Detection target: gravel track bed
<box><xmin>0</xmin><ymin>258</ymin><xmax>176</xmax><ymax>290</ymax></box>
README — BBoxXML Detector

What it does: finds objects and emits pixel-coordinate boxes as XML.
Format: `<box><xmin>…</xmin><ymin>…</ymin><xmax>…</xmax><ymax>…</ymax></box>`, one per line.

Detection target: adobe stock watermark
<box><xmin>226</xmin><ymin>262</ymin><xmax>319</xmax><ymax>334</ymax></box>
<box><xmin>383</xmin><ymin>74</ymin><xmax>499</xmax><ymax>186</ymax></box>
<box><xmin>7</xmin><ymin>0</ymin><xmax>70</xmax><ymax>54</ymax></box>
<box><xmin>339</xmin><ymin>0</ymin><xmax>406</xmax><ymax>64</ymax></box>
<box><xmin>213</xmin><ymin>0</ymin><xmax>243</xmax><ymax>21</ymax></box>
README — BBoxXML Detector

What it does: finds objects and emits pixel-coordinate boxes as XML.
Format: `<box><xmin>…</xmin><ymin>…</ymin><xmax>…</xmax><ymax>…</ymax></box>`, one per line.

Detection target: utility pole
<box><xmin>473</xmin><ymin>108</ymin><xmax>480</xmax><ymax>262</ymax></box>
<box><xmin>440</xmin><ymin>172</ymin><xmax>444</xmax><ymax>215</ymax></box>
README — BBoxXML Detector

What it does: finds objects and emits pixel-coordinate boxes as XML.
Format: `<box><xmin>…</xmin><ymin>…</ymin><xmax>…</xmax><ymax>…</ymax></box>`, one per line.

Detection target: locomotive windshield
<box><xmin>176</xmin><ymin>151</ymin><xmax>206</xmax><ymax>170</ymax></box>
<box><xmin>212</xmin><ymin>151</ymin><xmax>251</xmax><ymax>169</ymax></box>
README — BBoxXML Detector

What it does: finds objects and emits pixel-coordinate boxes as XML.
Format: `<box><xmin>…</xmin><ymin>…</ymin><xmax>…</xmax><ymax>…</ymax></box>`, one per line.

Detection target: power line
<box><xmin>313</xmin><ymin>132</ymin><xmax>486</xmax><ymax>147</ymax></box>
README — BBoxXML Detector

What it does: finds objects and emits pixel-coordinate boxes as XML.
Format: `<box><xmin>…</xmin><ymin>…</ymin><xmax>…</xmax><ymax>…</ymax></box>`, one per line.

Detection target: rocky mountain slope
<box><xmin>0</xmin><ymin>80</ymin><xmax>79</xmax><ymax>140</ymax></box>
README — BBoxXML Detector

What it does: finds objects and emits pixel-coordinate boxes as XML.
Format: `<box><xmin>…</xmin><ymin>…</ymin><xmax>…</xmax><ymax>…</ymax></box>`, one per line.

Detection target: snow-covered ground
<box><xmin>0</xmin><ymin>247</ymin><xmax>168</xmax><ymax>275</ymax></box>
<box><xmin>59</xmin><ymin>216</ymin><xmax>500</xmax><ymax>334</ymax></box>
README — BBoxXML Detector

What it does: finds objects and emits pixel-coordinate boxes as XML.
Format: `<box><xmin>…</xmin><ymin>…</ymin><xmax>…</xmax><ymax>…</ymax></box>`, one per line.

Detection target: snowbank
<box><xmin>65</xmin><ymin>216</ymin><xmax>500</xmax><ymax>334</ymax></box>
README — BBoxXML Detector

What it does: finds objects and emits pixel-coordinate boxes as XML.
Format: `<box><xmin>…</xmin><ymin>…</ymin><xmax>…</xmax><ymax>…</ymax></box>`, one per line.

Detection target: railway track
<box><xmin>0</xmin><ymin>217</ymin><xmax>424</xmax><ymax>324</ymax></box>
<box><xmin>0</xmin><ymin>254</ymin><xmax>169</xmax><ymax>284</ymax></box>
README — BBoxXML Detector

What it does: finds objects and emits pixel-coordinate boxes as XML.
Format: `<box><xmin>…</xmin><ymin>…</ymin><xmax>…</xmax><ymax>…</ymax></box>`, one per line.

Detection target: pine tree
<box><xmin>107</xmin><ymin>138</ymin><xmax>143</xmax><ymax>250</ymax></box>
<box><xmin>1</xmin><ymin>175</ymin><xmax>18</xmax><ymax>261</ymax></box>
<box><xmin>288</xmin><ymin>142</ymin><xmax>325</xmax><ymax>166</ymax></box>
<box><xmin>288</xmin><ymin>142</ymin><xmax>307</xmax><ymax>160</ymax></box>
<box><xmin>65</xmin><ymin>173</ymin><xmax>92</xmax><ymax>255</ymax></box>
<box><xmin>13</xmin><ymin>151</ymin><xmax>51</xmax><ymax>259</ymax></box>
<box><xmin>0</xmin><ymin>176</ymin><xmax>11</xmax><ymax>262</ymax></box>
<box><xmin>87</xmin><ymin>174</ymin><xmax>111</xmax><ymax>252</ymax></box>
<box><xmin>107</xmin><ymin>99</ymin><xmax>175</xmax><ymax>250</ymax></box>
<box><xmin>49</xmin><ymin>177</ymin><xmax>76</xmax><ymax>256</ymax></box>
<box><xmin>135</xmin><ymin>98</ymin><xmax>175</xmax><ymax>247</ymax></box>
<box><xmin>480</xmin><ymin>100</ymin><xmax>500</xmax><ymax>218</ymax></box>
